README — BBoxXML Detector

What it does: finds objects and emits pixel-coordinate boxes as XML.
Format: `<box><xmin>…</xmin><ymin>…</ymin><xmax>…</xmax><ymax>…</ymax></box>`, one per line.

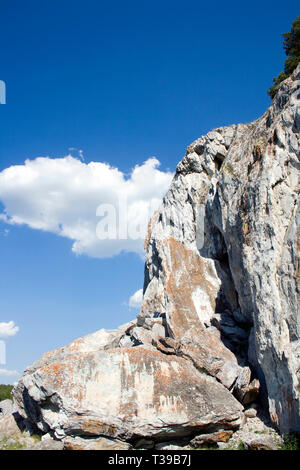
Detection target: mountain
<box><xmin>12</xmin><ymin>64</ymin><xmax>300</xmax><ymax>449</ymax></box>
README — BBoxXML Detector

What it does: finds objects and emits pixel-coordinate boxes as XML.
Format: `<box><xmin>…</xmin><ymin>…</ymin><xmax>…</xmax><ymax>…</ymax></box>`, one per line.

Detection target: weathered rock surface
<box><xmin>0</xmin><ymin>399</ymin><xmax>14</xmax><ymax>417</ymax></box>
<box><xmin>0</xmin><ymin>414</ymin><xmax>21</xmax><ymax>439</ymax></box>
<box><xmin>63</xmin><ymin>436</ymin><xmax>132</xmax><ymax>451</ymax></box>
<box><xmin>13</xmin><ymin>346</ymin><xmax>243</xmax><ymax>441</ymax></box>
<box><xmin>26</xmin><ymin>439</ymin><xmax>64</xmax><ymax>451</ymax></box>
<box><xmin>11</xmin><ymin>64</ymin><xmax>300</xmax><ymax>444</ymax></box>
<box><xmin>154</xmin><ymin>440</ymin><xmax>191</xmax><ymax>450</ymax></box>
<box><xmin>244</xmin><ymin>406</ymin><xmax>257</xmax><ymax>418</ymax></box>
<box><xmin>139</xmin><ymin>64</ymin><xmax>300</xmax><ymax>434</ymax></box>
<box><xmin>242</xmin><ymin>435</ymin><xmax>281</xmax><ymax>451</ymax></box>
<box><xmin>190</xmin><ymin>430</ymin><xmax>233</xmax><ymax>447</ymax></box>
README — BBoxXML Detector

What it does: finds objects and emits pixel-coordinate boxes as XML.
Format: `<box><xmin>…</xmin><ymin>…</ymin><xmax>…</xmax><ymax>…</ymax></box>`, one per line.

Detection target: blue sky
<box><xmin>0</xmin><ymin>0</ymin><xmax>299</xmax><ymax>383</ymax></box>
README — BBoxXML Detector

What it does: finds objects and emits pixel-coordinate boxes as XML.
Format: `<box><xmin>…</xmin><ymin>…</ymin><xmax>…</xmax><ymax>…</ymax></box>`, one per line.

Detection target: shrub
<box><xmin>279</xmin><ymin>432</ymin><xmax>300</xmax><ymax>450</ymax></box>
<box><xmin>0</xmin><ymin>384</ymin><xmax>13</xmax><ymax>401</ymax></box>
<box><xmin>268</xmin><ymin>17</ymin><xmax>300</xmax><ymax>99</ymax></box>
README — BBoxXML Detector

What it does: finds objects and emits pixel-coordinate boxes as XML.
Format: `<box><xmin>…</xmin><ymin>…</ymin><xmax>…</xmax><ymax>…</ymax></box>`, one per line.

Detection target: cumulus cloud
<box><xmin>0</xmin><ymin>156</ymin><xmax>173</xmax><ymax>258</ymax></box>
<box><xmin>0</xmin><ymin>369</ymin><xmax>19</xmax><ymax>377</ymax></box>
<box><xmin>129</xmin><ymin>289</ymin><xmax>143</xmax><ymax>308</ymax></box>
<box><xmin>0</xmin><ymin>321</ymin><xmax>19</xmax><ymax>338</ymax></box>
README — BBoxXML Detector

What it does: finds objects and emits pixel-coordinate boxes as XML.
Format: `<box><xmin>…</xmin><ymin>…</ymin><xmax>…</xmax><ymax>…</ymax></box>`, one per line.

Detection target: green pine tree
<box><xmin>268</xmin><ymin>17</ymin><xmax>300</xmax><ymax>99</ymax></box>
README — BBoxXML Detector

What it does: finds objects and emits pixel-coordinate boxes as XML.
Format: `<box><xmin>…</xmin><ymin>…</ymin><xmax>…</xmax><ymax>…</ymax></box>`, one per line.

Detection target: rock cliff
<box><xmin>12</xmin><ymin>64</ymin><xmax>300</xmax><ymax>447</ymax></box>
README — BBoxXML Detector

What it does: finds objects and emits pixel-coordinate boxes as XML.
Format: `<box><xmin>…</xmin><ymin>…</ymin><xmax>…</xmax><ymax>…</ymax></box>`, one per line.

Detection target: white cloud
<box><xmin>0</xmin><ymin>156</ymin><xmax>173</xmax><ymax>258</ymax></box>
<box><xmin>0</xmin><ymin>321</ymin><xmax>19</xmax><ymax>338</ymax></box>
<box><xmin>129</xmin><ymin>289</ymin><xmax>143</xmax><ymax>308</ymax></box>
<box><xmin>0</xmin><ymin>369</ymin><xmax>19</xmax><ymax>377</ymax></box>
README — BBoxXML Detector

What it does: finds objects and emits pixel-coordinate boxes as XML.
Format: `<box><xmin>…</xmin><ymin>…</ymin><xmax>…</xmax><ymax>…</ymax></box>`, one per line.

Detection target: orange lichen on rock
<box><xmin>163</xmin><ymin>237</ymin><xmax>218</xmax><ymax>337</ymax></box>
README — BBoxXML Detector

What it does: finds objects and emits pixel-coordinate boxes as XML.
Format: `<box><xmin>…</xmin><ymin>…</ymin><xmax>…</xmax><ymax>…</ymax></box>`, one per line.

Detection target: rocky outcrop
<box><xmin>13</xmin><ymin>338</ymin><xmax>243</xmax><ymax>443</ymax></box>
<box><xmin>140</xmin><ymin>63</ymin><xmax>300</xmax><ymax>434</ymax></box>
<box><xmin>12</xmin><ymin>64</ymin><xmax>300</xmax><ymax>445</ymax></box>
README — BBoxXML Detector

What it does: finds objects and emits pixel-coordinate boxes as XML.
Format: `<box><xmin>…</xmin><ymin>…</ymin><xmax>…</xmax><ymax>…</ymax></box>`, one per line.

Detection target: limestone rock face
<box><xmin>140</xmin><ymin>64</ymin><xmax>300</xmax><ymax>433</ymax></box>
<box><xmin>13</xmin><ymin>64</ymin><xmax>300</xmax><ymax>440</ymax></box>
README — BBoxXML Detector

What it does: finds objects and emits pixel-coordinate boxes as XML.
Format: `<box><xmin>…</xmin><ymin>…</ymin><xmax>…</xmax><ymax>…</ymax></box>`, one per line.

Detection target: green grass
<box><xmin>31</xmin><ymin>434</ymin><xmax>42</xmax><ymax>443</ymax></box>
<box><xmin>0</xmin><ymin>435</ymin><xmax>26</xmax><ymax>451</ymax></box>
<box><xmin>0</xmin><ymin>384</ymin><xmax>13</xmax><ymax>401</ymax></box>
<box><xmin>196</xmin><ymin>444</ymin><xmax>218</xmax><ymax>450</ymax></box>
<box><xmin>236</xmin><ymin>440</ymin><xmax>245</xmax><ymax>450</ymax></box>
<box><xmin>3</xmin><ymin>441</ymin><xmax>26</xmax><ymax>450</ymax></box>
<box><xmin>279</xmin><ymin>433</ymin><xmax>300</xmax><ymax>450</ymax></box>
<box><xmin>0</xmin><ymin>433</ymin><xmax>42</xmax><ymax>451</ymax></box>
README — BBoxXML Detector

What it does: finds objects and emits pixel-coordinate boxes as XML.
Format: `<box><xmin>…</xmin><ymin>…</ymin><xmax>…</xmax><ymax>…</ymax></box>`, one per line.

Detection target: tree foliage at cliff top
<box><xmin>268</xmin><ymin>16</ymin><xmax>300</xmax><ymax>99</ymax></box>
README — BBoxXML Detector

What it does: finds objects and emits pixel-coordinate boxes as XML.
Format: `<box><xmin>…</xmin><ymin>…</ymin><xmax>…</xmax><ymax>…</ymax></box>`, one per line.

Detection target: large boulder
<box><xmin>13</xmin><ymin>346</ymin><xmax>243</xmax><ymax>441</ymax></box>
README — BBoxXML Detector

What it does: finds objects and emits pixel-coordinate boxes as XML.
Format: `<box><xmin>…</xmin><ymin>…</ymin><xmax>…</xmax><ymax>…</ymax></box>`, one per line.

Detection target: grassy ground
<box><xmin>0</xmin><ymin>433</ymin><xmax>41</xmax><ymax>450</ymax></box>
